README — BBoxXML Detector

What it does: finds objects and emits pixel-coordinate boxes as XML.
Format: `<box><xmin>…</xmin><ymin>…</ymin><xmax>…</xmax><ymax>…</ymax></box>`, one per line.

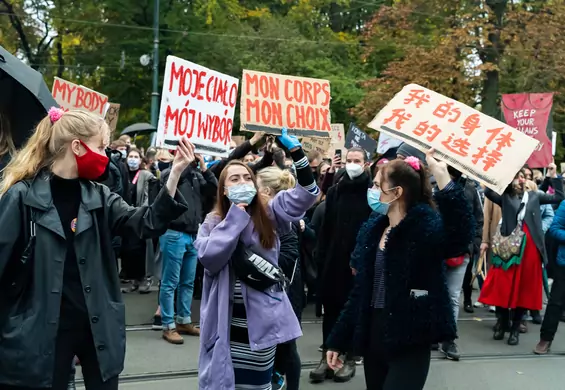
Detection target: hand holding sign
<box><xmin>426</xmin><ymin>148</ymin><xmax>450</xmax><ymax>190</ymax></box>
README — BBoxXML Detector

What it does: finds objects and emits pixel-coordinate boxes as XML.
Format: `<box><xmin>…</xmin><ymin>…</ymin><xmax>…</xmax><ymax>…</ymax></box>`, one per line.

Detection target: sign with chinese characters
<box><xmin>501</xmin><ymin>93</ymin><xmax>554</xmax><ymax>168</ymax></box>
<box><xmin>156</xmin><ymin>56</ymin><xmax>239</xmax><ymax>157</ymax></box>
<box><xmin>368</xmin><ymin>84</ymin><xmax>539</xmax><ymax>195</ymax></box>
<box><xmin>240</xmin><ymin>70</ymin><xmax>331</xmax><ymax>137</ymax></box>
<box><xmin>345</xmin><ymin>123</ymin><xmax>378</xmax><ymax>160</ymax></box>
<box><xmin>52</xmin><ymin>77</ymin><xmax>108</xmax><ymax>117</ymax></box>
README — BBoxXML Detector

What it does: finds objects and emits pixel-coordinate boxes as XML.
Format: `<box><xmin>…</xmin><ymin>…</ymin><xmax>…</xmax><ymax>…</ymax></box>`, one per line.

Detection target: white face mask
<box><xmin>345</xmin><ymin>163</ymin><xmax>364</xmax><ymax>179</ymax></box>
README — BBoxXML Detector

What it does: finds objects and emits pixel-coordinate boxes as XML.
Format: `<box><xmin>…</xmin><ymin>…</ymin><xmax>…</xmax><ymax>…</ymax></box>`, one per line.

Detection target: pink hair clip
<box><xmin>48</xmin><ymin>107</ymin><xmax>64</xmax><ymax>123</ymax></box>
<box><xmin>404</xmin><ymin>156</ymin><xmax>421</xmax><ymax>171</ymax></box>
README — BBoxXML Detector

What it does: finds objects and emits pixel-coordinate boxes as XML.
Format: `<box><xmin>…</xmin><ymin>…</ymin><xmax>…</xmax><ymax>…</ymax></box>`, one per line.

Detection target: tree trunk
<box><xmin>481</xmin><ymin>0</ymin><xmax>508</xmax><ymax>118</ymax></box>
<box><xmin>56</xmin><ymin>39</ymin><xmax>64</xmax><ymax>77</ymax></box>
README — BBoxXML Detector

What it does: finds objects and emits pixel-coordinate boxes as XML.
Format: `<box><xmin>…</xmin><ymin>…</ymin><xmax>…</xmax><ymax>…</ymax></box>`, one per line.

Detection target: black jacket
<box><xmin>161</xmin><ymin>166</ymin><xmax>218</xmax><ymax>235</ymax></box>
<box><xmin>317</xmin><ymin>171</ymin><xmax>372</xmax><ymax>306</ymax></box>
<box><xmin>0</xmin><ymin>173</ymin><xmax>188</xmax><ymax>387</ymax></box>
<box><xmin>279</xmin><ymin>224</ymin><xmax>303</xmax><ymax>322</ymax></box>
<box><xmin>326</xmin><ymin>185</ymin><xmax>474</xmax><ymax>356</ymax></box>
<box><xmin>485</xmin><ymin>176</ymin><xmax>564</xmax><ymax>265</ymax></box>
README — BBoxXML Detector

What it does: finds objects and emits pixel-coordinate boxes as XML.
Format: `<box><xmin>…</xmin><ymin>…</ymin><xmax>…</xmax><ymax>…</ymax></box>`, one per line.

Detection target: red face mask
<box><xmin>75</xmin><ymin>140</ymin><xmax>109</xmax><ymax>180</ymax></box>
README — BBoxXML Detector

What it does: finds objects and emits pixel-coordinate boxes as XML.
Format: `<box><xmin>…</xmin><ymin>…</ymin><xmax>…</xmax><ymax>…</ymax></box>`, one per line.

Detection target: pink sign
<box><xmin>501</xmin><ymin>93</ymin><xmax>554</xmax><ymax>168</ymax></box>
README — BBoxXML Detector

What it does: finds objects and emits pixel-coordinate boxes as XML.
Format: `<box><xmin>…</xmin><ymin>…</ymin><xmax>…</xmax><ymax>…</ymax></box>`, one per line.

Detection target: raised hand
<box><xmin>171</xmin><ymin>137</ymin><xmax>196</xmax><ymax>175</ymax></box>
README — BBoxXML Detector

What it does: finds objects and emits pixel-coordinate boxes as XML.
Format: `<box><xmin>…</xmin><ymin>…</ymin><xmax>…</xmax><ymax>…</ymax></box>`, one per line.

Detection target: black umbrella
<box><xmin>121</xmin><ymin>123</ymin><xmax>156</xmax><ymax>136</ymax></box>
<box><xmin>0</xmin><ymin>45</ymin><xmax>58</xmax><ymax>148</ymax></box>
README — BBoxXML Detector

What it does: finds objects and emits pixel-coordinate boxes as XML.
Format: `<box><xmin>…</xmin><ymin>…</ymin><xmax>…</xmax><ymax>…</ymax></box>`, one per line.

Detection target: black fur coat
<box><xmin>326</xmin><ymin>185</ymin><xmax>474</xmax><ymax>356</ymax></box>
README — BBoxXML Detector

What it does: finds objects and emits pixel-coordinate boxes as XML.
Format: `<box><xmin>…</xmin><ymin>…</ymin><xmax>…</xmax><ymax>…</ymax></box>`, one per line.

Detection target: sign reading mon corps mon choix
<box><xmin>240</xmin><ymin>70</ymin><xmax>331</xmax><ymax>137</ymax></box>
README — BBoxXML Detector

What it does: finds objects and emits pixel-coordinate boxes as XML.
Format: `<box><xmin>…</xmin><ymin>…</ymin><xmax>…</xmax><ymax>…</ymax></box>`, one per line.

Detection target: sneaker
<box><xmin>440</xmin><ymin>341</ymin><xmax>460</xmax><ymax>361</ymax></box>
<box><xmin>162</xmin><ymin>329</ymin><xmax>184</xmax><ymax>345</ymax></box>
<box><xmin>176</xmin><ymin>323</ymin><xmax>200</xmax><ymax>336</ymax></box>
<box><xmin>272</xmin><ymin>371</ymin><xmax>285</xmax><ymax>390</ymax></box>
<box><xmin>121</xmin><ymin>280</ymin><xmax>139</xmax><ymax>293</ymax></box>
<box><xmin>152</xmin><ymin>315</ymin><xmax>163</xmax><ymax>331</ymax></box>
<box><xmin>534</xmin><ymin>340</ymin><xmax>552</xmax><ymax>355</ymax></box>
<box><xmin>354</xmin><ymin>356</ymin><xmax>363</xmax><ymax>365</ymax></box>
<box><xmin>473</xmin><ymin>302</ymin><xmax>484</xmax><ymax>308</ymax></box>
<box><xmin>464</xmin><ymin>303</ymin><xmax>474</xmax><ymax>313</ymax></box>
<box><xmin>318</xmin><ymin>344</ymin><xmax>324</xmax><ymax>353</ymax></box>
<box><xmin>334</xmin><ymin>358</ymin><xmax>356</xmax><ymax>383</ymax></box>
<box><xmin>138</xmin><ymin>277</ymin><xmax>154</xmax><ymax>294</ymax></box>
<box><xmin>489</xmin><ymin>306</ymin><xmax>496</xmax><ymax>313</ymax></box>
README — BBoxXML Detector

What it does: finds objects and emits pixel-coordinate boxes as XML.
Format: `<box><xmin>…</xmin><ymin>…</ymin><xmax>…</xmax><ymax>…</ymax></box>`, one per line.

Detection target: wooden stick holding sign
<box><xmin>367</xmin><ymin>84</ymin><xmax>539</xmax><ymax>194</ymax></box>
<box><xmin>240</xmin><ymin>70</ymin><xmax>331</xmax><ymax>138</ymax></box>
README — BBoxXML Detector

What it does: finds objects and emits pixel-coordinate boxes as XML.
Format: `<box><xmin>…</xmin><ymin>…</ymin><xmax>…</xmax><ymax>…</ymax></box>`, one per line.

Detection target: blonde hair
<box><xmin>0</xmin><ymin>110</ymin><xmax>109</xmax><ymax>194</ymax></box>
<box><xmin>0</xmin><ymin>112</ymin><xmax>15</xmax><ymax>158</ymax></box>
<box><xmin>156</xmin><ymin>148</ymin><xmax>174</xmax><ymax>161</ymax></box>
<box><xmin>257</xmin><ymin>167</ymin><xmax>296</xmax><ymax>194</ymax></box>
<box><xmin>525</xmin><ymin>180</ymin><xmax>538</xmax><ymax>192</ymax></box>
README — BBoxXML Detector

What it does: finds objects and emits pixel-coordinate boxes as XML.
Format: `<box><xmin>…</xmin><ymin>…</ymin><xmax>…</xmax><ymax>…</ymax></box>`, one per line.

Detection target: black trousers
<box><xmin>3</xmin><ymin>327</ymin><xmax>118</xmax><ymax>390</ymax></box>
<box><xmin>541</xmin><ymin>266</ymin><xmax>565</xmax><ymax>341</ymax></box>
<box><xmin>274</xmin><ymin>340</ymin><xmax>301</xmax><ymax>390</ymax></box>
<box><xmin>120</xmin><ymin>244</ymin><xmax>146</xmax><ymax>281</ymax></box>
<box><xmin>321</xmin><ymin>302</ymin><xmax>342</xmax><ymax>351</ymax></box>
<box><xmin>364</xmin><ymin>309</ymin><xmax>431</xmax><ymax>390</ymax></box>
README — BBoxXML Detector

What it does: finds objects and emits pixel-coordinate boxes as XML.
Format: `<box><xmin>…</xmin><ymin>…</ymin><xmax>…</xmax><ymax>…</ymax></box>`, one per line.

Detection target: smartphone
<box><xmin>335</xmin><ymin>149</ymin><xmax>342</xmax><ymax>160</ymax></box>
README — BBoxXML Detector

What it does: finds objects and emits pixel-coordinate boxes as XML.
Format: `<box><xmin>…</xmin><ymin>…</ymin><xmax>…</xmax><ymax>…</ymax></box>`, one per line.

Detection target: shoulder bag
<box><xmin>491</xmin><ymin>191</ymin><xmax>528</xmax><ymax>270</ymax></box>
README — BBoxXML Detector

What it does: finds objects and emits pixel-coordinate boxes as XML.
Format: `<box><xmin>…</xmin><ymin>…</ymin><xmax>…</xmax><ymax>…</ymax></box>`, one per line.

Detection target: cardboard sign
<box><xmin>104</xmin><ymin>103</ymin><xmax>120</xmax><ymax>132</ymax></box>
<box><xmin>157</xmin><ymin>56</ymin><xmax>239</xmax><ymax>157</ymax></box>
<box><xmin>345</xmin><ymin>123</ymin><xmax>378</xmax><ymax>160</ymax></box>
<box><xmin>52</xmin><ymin>77</ymin><xmax>108</xmax><ymax>117</ymax></box>
<box><xmin>302</xmin><ymin>137</ymin><xmax>331</xmax><ymax>155</ymax></box>
<box><xmin>240</xmin><ymin>70</ymin><xmax>331</xmax><ymax>137</ymax></box>
<box><xmin>377</xmin><ymin>133</ymin><xmax>402</xmax><ymax>154</ymax></box>
<box><xmin>502</xmin><ymin>93</ymin><xmax>554</xmax><ymax>168</ymax></box>
<box><xmin>368</xmin><ymin>84</ymin><xmax>539</xmax><ymax>194</ymax></box>
<box><xmin>330</xmin><ymin>123</ymin><xmax>346</xmax><ymax>149</ymax></box>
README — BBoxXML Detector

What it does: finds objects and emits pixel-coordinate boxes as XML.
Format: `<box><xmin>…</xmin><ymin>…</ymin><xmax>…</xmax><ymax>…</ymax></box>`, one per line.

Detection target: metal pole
<box><xmin>150</xmin><ymin>0</ymin><xmax>160</xmax><ymax>133</ymax></box>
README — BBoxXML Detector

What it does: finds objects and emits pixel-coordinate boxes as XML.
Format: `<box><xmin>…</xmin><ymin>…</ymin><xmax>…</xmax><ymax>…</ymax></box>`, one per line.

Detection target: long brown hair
<box><xmin>380</xmin><ymin>158</ymin><xmax>434</xmax><ymax>210</ymax></box>
<box><xmin>216</xmin><ymin>161</ymin><xmax>276</xmax><ymax>249</ymax></box>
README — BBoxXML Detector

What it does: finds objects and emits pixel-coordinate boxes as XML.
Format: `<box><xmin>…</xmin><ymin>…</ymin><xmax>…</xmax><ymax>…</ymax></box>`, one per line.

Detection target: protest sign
<box><xmin>104</xmin><ymin>103</ymin><xmax>121</xmax><ymax>132</ymax></box>
<box><xmin>330</xmin><ymin>123</ymin><xmax>346</xmax><ymax>149</ymax></box>
<box><xmin>501</xmin><ymin>93</ymin><xmax>554</xmax><ymax>168</ymax></box>
<box><xmin>377</xmin><ymin>133</ymin><xmax>402</xmax><ymax>154</ymax></box>
<box><xmin>345</xmin><ymin>123</ymin><xmax>378</xmax><ymax>160</ymax></box>
<box><xmin>156</xmin><ymin>56</ymin><xmax>239</xmax><ymax>157</ymax></box>
<box><xmin>302</xmin><ymin>137</ymin><xmax>331</xmax><ymax>155</ymax></box>
<box><xmin>52</xmin><ymin>77</ymin><xmax>108</xmax><ymax>117</ymax></box>
<box><xmin>368</xmin><ymin>84</ymin><xmax>539</xmax><ymax>194</ymax></box>
<box><xmin>240</xmin><ymin>70</ymin><xmax>331</xmax><ymax>137</ymax></box>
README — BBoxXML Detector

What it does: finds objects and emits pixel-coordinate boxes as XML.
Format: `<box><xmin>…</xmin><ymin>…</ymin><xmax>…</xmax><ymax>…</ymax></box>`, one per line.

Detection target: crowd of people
<box><xmin>1</xmin><ymin>107</ymin><xmax>565</xmax><ymax>390</ymax></box>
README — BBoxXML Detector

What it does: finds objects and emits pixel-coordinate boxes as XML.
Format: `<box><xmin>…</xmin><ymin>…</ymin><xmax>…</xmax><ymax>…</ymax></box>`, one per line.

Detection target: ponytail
<box><xmin>0</xmin><ymin>110</ymin><xmax>109</xmax><ymax>194</ymax></box>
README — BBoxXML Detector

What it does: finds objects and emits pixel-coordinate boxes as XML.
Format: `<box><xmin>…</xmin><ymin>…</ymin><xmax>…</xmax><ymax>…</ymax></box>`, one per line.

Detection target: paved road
<box><xmin>81</xmin><ymin>356</ymin><xmax>565</xmax><ymax>389</ymax></box>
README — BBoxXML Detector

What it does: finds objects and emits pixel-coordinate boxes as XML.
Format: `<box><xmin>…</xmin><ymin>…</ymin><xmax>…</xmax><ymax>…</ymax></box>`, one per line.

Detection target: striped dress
<box><xmin>231</xmin><ymin>279</ymin><xmax>276</xmax><ymax>389</ymax></box>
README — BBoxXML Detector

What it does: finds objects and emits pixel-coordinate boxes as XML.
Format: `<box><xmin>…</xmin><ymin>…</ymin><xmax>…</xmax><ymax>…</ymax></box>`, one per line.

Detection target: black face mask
<box><xmin>158</xmin><ymin>161</ymin><xmax>171</xmax><ymax>172</ymax></box>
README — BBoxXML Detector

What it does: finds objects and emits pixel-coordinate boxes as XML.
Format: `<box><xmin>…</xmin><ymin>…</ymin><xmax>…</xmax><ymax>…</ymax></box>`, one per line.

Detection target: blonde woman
<box><xmin>257</xmin><ymin>167</ymin><xmax>303</xmax><ymax>390</ymax></box>
<box><xmin>0</xmin><ymin>112</ymin><xmax>15</xmax><ymax>171</ymax></box>
<box><xmin>0</xmin><ymin>108</ymin><xmax>194</xmax><ymax>390</ymax></box>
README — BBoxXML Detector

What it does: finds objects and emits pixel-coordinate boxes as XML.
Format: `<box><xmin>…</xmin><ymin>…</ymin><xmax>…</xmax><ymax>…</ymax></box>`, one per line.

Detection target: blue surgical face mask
<box><xmin>127</xmin><ymin>157</ymin><xmax>140</xmax><ymax>170</ymax></box>
<box><xmin>367</xmin><ymin>188</ymin><xmax>392</xmax><ymax>215</ymax></box>
<box><xmin>227</xmin><ymin>183</ymin><xmax>257</xmax><ymax>205</ymax></box>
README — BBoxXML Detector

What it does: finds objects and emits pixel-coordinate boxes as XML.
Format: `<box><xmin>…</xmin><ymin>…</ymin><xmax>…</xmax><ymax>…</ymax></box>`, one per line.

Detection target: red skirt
<box><xmin>479</xmin><ymin>224</ymin><xmax>543</xmax><ymax>311</ymax></box>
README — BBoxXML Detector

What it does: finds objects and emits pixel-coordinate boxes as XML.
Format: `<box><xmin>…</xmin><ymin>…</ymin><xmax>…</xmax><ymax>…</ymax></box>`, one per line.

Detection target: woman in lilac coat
<box><xmin>195</xmin><ymin>131</ymin><xmax>319</xmax><ymax>390</ymax></box>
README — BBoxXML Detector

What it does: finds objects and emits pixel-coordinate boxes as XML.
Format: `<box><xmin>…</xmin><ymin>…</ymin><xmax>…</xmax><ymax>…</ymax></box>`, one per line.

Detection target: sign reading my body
<box><xmin>244</xmin><ymin>73</ymin><xmax>331</xmax><ymax>131</ymax></box>
<box><xmin>164</xmin><ymin>62</ymin><xmax>239</xmax><ymax>144</ymax></box>
<box><xmin>52</xmin><ymin>79</ymin><xmax>108</xmax><ymax>115</ymax></box>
